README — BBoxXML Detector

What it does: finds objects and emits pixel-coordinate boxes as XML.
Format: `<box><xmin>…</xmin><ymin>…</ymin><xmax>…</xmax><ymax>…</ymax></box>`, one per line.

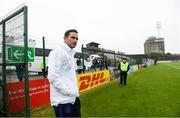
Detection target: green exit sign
<box><xmin>8</xmin><ymin>46</ymin><xmax>35</xmax><ymax>62</ymax></box>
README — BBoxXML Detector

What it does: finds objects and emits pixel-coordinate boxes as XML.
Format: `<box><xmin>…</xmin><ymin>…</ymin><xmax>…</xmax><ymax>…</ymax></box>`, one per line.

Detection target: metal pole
<box><xmin>42</xmin><ymin>36</ymin><xmax>46</xmax><ymax>78</ymax></box>
<box><xmin>81</xmin><ymin>44</ymin><xmax>84</xmax><ymax>73</ymax></box>
<box><xmin>102</xmin><ymin>50</ymin><xmax>105</xmax><ymax>69</ymax></box>
<box><xmin>2</xmin><ymin>20</ymin><xmax>8</xmax><ymax>117</ymax></box>
<box><xmin>24</xmin><ymin>6</ymin><xmax>30</xmax><ymax>117</ymax></box>
<box><xmin>114</xmin><ymin>51</ymin><xmax>116</xmax><ymax>67</ymax></box>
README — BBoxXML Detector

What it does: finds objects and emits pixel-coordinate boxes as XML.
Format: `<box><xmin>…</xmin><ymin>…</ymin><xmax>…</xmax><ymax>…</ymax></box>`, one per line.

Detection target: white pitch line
<box><xmin>164</xmin><ymin>63</ymin><xmax>180</xmax><ymax>70</ymax></box>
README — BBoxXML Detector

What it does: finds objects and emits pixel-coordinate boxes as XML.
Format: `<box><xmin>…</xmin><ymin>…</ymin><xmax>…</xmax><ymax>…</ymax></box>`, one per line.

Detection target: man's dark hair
<box><xmin>64</xmin><ymin>29</ymin><xmax>78</xmax><ymax>38</ymax></box>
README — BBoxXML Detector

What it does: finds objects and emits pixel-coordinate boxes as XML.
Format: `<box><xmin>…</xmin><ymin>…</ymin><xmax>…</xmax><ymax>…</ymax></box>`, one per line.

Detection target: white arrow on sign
<box><xmin>13</xmin><ymin>50</ymin><xmax>24</xmax><ymax>59</ymax></box>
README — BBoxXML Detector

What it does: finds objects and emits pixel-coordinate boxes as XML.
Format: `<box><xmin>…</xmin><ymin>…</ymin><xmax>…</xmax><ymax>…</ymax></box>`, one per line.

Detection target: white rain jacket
<box><xmin>48</xmin><ymin>41</ymin><xmax>79</xmax><ymax>106</ymax></box>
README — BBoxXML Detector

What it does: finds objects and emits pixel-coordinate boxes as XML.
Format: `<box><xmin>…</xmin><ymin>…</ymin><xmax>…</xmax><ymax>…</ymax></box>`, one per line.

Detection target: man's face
<box><xmin>123</xmin><ymin>59</ymin><xmax>126</xmax><ymax>62</ymax></box>
<box><xmin>64</xmin><ymin>32</ymin><xmax>78</xmax><ymax>49</ymax></box>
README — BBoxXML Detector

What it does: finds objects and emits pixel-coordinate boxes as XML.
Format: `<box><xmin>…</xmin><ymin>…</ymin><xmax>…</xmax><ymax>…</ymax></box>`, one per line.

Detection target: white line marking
<box><xmin>164</xmin><ymin>63</ymin><xmax>180</xmax><ymax>70</ymax></box>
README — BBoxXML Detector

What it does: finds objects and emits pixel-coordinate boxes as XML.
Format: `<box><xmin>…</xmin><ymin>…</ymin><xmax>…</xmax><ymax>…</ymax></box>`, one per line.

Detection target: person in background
<box><xmin>118</xmin><ymin>58</ymin><xmax>130</xmax><ymax>87</ymax></box>
<box><xmin>76</xmin><ymin>57</ymin><xmax>83</xmax><ymax>74</ymax></box>
<box><xmin>86</xmin><ymin>58</ymin><xmax>92</xmax><ymax>72</ymax></box>
<box><xmin>104</xmin><ymin>60</ymin><xmax>108</xmax><ymax>70</ymax></box>
<box><xmin>15</xmin><ymin>63</ymin><xmax>24</xmax><ymax>81</ymax></box>
<box><xmin>39</xmin><ymin>59</ymin><xmax>48</xmax><ymax>78</ymax></box>
<box><xmin>48</xmin><ymin>29</ymin><xmax>81</xmax><ymax>117</ymax></box>
<box><xmin>39</xmin><ymin>59</ymin><xmax>44</xmax><ymax>74</ymax></box>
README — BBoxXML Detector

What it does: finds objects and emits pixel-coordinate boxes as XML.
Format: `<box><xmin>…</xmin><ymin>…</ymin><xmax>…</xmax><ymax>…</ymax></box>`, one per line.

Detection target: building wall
<box><xmin>144</xmin><ymin>37</ymin><xmax>165</xmax><ymax>54</ymax></box>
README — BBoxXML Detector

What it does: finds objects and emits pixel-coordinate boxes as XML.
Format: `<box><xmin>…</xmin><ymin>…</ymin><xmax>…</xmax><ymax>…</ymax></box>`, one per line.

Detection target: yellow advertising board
<box><xmin>77</xmin><ymin>70</ymin><xmax>110</xmax><ymax>92</ymax></box>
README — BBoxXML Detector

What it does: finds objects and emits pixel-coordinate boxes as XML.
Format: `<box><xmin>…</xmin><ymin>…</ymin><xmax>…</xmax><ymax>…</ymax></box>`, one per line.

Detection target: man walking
<box><xmin>48</xmin><ymin>29</ymin><xmax>81</xmax><ymax>117</ymax></box>
<box><xmin>118</xmin><ymin>58</ymin><xmax>130</xmax><ymax>87</ymax></box>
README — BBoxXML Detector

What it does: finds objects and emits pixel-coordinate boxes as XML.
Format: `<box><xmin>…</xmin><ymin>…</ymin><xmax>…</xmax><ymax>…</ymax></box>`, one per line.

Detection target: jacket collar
<box><xmin>60</xmin><ymin>41</ymin><xmax>76</xmax><ymax>56</ymax></box>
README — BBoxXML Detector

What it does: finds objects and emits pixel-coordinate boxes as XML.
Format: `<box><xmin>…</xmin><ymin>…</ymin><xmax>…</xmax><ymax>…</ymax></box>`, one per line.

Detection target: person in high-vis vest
<box><xmin>39</xmin><ymin>59</ymin><xmax>45</xmax><ymax>74</ymax></box>
<box><xmin>39</xmin><ymin>59</ymin><xmax>48</xmax><ymax>78</ymax></box>
<box><xmin>118</xmin><ymin>58</ymin><xmax>130</xmax><ymax>86</ymax></box>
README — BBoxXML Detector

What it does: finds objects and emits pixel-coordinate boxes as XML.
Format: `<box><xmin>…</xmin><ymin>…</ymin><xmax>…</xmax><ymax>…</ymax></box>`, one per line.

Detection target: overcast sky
<box><xmin>0</xmin><ymin>0</ymin><xmax>180</xmax><ymax>54</ymax></box>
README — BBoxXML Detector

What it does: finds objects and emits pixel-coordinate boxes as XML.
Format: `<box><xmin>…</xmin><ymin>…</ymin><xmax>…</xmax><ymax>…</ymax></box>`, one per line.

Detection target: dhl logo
<box><xmin>79</xmin><ymin>72</ymin><xmax>108</xmax><ymax>91</ymax></box>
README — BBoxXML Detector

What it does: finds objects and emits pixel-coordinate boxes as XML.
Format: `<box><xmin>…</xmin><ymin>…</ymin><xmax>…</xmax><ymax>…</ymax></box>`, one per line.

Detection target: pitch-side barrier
<box><xmin>6</xmin><ymin>70</ymin><xmax>110</xmax><ymax>112</ymax></box>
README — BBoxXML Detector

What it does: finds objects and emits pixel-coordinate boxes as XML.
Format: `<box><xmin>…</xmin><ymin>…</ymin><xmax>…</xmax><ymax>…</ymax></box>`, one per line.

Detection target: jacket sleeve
<box><xmin>127</xmin><ymin>65</ymin><xmax>130</xmax><ymax>72</ymax></box>
<box><xmin>118</xmin><ymin>63</ymin><xmax>121</xmax><ymax>71</ymax></box>
<box><xmin>48</xmin><ymin>49</ymin><xmax>76</xmax><ymax>97</ymax></box>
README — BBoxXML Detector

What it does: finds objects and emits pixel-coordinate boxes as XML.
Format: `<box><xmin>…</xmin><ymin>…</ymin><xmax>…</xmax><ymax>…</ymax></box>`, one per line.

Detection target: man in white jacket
<box><xmin>48</xmin><ymin>29</ymin><xmax>81</xmax><ymax>117</ymax></box>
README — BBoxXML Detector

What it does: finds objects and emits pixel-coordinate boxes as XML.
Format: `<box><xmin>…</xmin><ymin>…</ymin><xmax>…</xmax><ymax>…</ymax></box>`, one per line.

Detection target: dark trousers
<box><xmin>53</xmin><ymin>97</ymin><xmax>81</xmax><ymax>117</ymax></box>
<box><xmin>120</xmin><ymin>71</ymin><xmax>128</xmax><ymax>85</ymax></box>
<box><xmin>16</xmin><ymin>71</ymin><xmax>23</xmax><ymax>81</ymax></box>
